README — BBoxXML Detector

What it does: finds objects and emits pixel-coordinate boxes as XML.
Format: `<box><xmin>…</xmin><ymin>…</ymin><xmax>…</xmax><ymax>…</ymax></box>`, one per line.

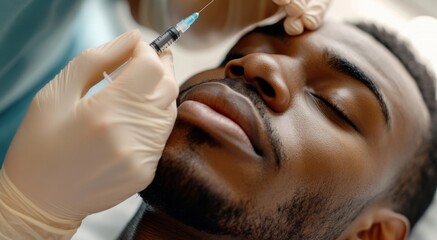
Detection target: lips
<box><xmin>178</xmin><ymin>82</ymin><xmax>265</xmax><ymax>156</ymax></box>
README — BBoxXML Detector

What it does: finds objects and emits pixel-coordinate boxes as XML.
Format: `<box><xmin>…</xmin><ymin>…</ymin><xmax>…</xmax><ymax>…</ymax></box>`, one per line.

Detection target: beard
<box><xmin>140</xmin><ymin>138</ymin><xmax>361</xmax><ymax>240</ymax></box>
<box><xmin>140</xmin><ymin>79</ymin><xmax>365</xmax><ymax>239</ymax></box>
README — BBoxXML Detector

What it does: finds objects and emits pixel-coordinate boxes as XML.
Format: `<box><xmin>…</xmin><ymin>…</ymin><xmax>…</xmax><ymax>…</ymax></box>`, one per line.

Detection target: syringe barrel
<box><xmin>149</xmin><ymin>27</ymin><xmax>181</xmax><ymax>55</ymax></box>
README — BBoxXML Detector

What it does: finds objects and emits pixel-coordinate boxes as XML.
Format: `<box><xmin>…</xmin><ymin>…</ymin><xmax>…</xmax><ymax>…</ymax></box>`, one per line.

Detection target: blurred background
<box><xmin>72</xmin><ymin>0</ymin><xmax>437</xmax><ymax>239</ymax></box>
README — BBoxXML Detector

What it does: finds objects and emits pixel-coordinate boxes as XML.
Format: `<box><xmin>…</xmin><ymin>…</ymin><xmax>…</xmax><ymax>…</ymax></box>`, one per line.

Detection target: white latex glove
<box><xmin>130</xmin><ymin>0</ymin><xmax>330</xmax><ymax>48</ymax></box>
<box><xmin>0</xmin><ymin>29</ymin><xmax>178</xmax><ymax>239</ymax></box>
<box><xmin>272</xmin><ymin>0</ymin><xmax>331</xmax><ymax>35</ymax></box>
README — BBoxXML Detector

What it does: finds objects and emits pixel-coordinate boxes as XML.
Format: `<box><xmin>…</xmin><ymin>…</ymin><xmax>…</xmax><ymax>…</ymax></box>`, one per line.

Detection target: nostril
<box><xmin>230</xmin><ymin>65</ymin><xmax>245</xmax><ymax>76</ymax></box>
<box><xmin>256</xmin><ymin>78</ymin><xmax>275</xmax><ymax>97</ymax></box>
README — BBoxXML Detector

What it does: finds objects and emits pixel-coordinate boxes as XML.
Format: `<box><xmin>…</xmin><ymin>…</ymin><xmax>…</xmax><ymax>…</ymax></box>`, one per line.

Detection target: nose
<box><xmin>225</xmin><ymin>53</ymin><xmax>293</xmax><ymax>112</ymax></box>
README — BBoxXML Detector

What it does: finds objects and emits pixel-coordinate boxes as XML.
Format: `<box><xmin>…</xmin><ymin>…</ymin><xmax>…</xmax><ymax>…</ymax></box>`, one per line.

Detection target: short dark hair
<box><xmin>353</xmin><ymin>22</ymin><xmax>437</xmax><ymax>228</ymax></box>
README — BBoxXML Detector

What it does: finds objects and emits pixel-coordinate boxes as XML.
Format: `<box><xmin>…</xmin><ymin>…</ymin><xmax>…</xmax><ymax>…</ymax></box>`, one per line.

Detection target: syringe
<box><xmin>103</xmin><ymin>0</ymin><xmax>215</xmax><ymax>82</ymax></box>
<box><xmin>149</xmin><ymin>12</ymin><xmax>199</xmax><ymax>55</ymax></box>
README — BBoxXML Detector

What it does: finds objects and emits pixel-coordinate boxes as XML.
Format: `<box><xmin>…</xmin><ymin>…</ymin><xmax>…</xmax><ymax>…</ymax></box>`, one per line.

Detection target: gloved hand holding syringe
<box><xmin>0</xmin><ymin>0</ymin><xmax>331</xmax><ymax>239</ymax></box>
<box><xmin>103</xmin><ymin>0</ymin><xmax>214</xmax><ymax>83</ymax></box>
<box><xmin>0</xmin><ymin>1</ymin><xmax>214</xmax><ymax>239</ymax></box>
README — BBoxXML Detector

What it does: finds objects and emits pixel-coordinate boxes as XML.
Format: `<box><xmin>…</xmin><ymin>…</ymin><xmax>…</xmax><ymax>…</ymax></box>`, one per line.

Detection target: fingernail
<box><xmin>284</xmin><ymin>17</ymin><xmax>304</xmax><ymax>35</ymax></box>
<box><xmin>303</xmin><ymin>14</ymin><xmax>320</xmax><ymax>30</ymax></box>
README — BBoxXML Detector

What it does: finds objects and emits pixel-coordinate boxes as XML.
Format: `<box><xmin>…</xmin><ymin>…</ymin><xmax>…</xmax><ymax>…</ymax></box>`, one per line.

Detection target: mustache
<box><xmin>178</xmin><ymin>78</ymin><xmax>284</xmax><ymax>168</ymax></box>
<box><xmin>178</xmin><ymin>78</ymin><xmax>269</xmax><ymax>119</ymax></box>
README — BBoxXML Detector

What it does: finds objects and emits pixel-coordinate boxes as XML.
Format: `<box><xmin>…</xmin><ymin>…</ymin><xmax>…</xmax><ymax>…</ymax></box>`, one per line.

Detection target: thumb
<box><xmin>107</xmin><ymin>43</ymin><xmax>179</xmax><ymax>109</ymax></box>
<box><xmin>47</xmin><ymin>30</ymin><xmax>141</xmax><ymax>106</ymax></box>
<box><xmin>159</xmin><ymin>49</ymin><xmax>177</xmax><ymax>86</ymax></box>
<box><xmin>147</xmin><ymin>49</ymin><xmax>179</xmax><ymax>109</ymax></box>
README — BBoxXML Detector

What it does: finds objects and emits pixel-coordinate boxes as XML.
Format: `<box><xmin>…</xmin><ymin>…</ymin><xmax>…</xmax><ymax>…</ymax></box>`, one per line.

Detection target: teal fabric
<box><xmin>0</xmin><ymin>0</ymin><xmax>84</xmax><ymax>166</ymax></box>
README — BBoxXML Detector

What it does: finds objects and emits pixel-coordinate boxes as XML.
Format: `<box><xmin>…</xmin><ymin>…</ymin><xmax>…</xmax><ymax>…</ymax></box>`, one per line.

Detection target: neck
<box><xmin>119</xmin><ymin>203</ymin><xmax>234</xmax><ymax>240</ymax></box>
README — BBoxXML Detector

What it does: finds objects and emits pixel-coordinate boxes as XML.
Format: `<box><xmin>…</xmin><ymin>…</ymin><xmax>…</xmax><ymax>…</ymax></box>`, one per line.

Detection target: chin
<box><xmin>139</xmin><ymin>124</ymin><xmax>241</xmax><ymax>235</ymax></box>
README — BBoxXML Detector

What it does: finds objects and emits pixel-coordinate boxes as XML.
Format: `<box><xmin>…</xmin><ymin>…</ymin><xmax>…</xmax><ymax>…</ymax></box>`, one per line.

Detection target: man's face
<box><xmin>141</xmin><ymin>21</ymin><xmax>429</xmax><ymax>239</ymax></box>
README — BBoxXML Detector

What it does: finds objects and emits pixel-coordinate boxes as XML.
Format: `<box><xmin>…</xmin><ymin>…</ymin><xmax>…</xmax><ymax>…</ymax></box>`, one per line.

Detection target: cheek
<box><xmin>181</xmin><ymin>68</ymin><xmax>225</xmax><ymax>90</ymax></box>
<box><xmin>271</xmin><ymin>105</ymin><xmax>379</xmax><ymax>200</ymax></box>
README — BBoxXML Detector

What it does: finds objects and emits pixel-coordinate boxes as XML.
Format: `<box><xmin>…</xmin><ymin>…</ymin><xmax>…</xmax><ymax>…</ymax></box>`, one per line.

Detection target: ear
<box><xmin>339</xmin><ymin>208</ymin><xmax>409</xmax><ymax>240</ymax></box>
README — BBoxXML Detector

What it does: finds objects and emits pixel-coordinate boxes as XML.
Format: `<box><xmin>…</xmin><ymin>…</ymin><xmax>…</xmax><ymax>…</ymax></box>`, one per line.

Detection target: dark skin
<box><xmin>122</xmin><ymin>21</ymin><xmax>430</xmax><ymax>240</ymax></box>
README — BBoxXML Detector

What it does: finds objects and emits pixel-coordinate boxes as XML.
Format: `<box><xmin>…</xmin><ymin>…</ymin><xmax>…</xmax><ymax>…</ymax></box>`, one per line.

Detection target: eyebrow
<box><xmin>323</xmin><ymin>49</ymin><xmax>390</xmax><ymax>126</ymax></box>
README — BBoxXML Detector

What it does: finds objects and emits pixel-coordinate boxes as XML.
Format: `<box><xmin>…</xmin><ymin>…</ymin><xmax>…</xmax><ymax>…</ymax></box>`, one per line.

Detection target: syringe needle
<box><xmin>198</xmin><ymin>0</ymin><xmax>215</xmax><ymax>14</ymax></box>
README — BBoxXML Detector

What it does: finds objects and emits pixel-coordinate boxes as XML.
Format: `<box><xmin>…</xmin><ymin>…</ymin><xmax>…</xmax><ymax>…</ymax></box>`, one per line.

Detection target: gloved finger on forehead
<box><xmin>284</xmin><ymin>16</ymin><xmax>304</xmax><ymax>35</ymax></box>
<box><xmin>285</xmin><ymin>0</ymin><xmax>308</xmax><ymax>17</ymax></box>
<box><xmin>302</xmin><ymin>0</ymin><xmax>331</xmax><ymax>30</ymax></box>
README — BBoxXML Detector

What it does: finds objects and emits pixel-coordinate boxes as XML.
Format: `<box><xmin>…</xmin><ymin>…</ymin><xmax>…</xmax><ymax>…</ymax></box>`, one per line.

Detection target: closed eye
<box><xmin>310</xmin><ymin>92</ymin><xmax>361</xmax><ymax>133</ymax></box>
